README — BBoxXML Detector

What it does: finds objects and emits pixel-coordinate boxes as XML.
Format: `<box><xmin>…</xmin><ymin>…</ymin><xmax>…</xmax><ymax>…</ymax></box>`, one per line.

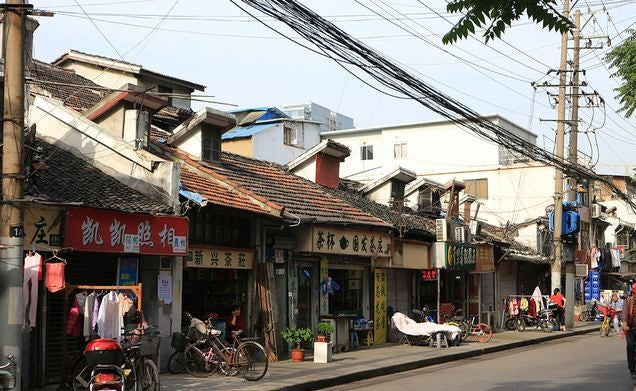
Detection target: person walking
<box><xmin>549</xmin><ymin>288</ymin><xmax>567</xmax><ymax>331</ymax></box>
<box><xmin>622</xmin><ymin>283</ymin><xmax>636</xmax><ymax>382</ymax></box>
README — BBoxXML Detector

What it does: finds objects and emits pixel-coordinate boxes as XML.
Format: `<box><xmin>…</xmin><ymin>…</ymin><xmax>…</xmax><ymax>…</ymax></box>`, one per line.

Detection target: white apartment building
<box><xmin>282</xmin><ymin>102</ymin><xmax>354</xmax><ymax>133</ymax></box>
<box><xmin>325</xmin><ymin>115</ymin><xmax>559</xmax><ymax>249</ymax></box>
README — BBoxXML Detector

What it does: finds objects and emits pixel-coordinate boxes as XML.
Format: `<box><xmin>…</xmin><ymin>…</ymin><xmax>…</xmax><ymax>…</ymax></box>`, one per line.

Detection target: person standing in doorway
<box><xmin>549</xmin><ymin>288</ymin><xmax>567</xmax><ymax>331</ymax></box>
<box><xmin>622</xmin><ymin>283</ymin><xmax>636</xmax><ymax>383</ymax></box>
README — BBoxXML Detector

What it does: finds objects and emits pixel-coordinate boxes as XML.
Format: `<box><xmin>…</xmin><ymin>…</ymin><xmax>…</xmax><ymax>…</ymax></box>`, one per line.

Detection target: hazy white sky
<box><xmin>31</xmin><ymin>0</ymin><xmax>636</xmax><ymax>174</ymax></box>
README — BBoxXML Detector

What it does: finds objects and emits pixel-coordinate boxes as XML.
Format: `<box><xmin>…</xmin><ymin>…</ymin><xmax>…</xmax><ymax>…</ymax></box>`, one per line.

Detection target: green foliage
<box><xmin>442</xmin><ymin>0</ymin><xmax>574</xmax><ymax>44</ymax></box>
<box><xmin>281</xmin><ymin>327</ymin><xmax>313</xmax><ymax>349</ymax></box>
<box><xmin>606</xmin><ymin>31</ymin><xmax>636</xmax><ymax>118</ymax></box>
<box><xmin>317</xmin><ymin>322</ymin><xmax>334</xmax><ymax>336</ymax></box>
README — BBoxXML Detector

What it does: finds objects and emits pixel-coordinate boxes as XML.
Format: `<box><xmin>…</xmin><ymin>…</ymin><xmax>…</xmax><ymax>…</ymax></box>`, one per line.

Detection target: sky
<box><xmin>29</xmin><ymin>0</ymin><xmax>636</xmax><ymax>175</ymax></box>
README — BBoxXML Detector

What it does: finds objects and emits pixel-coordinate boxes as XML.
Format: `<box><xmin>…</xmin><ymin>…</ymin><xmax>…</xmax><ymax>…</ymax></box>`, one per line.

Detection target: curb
<box><xmin>273</xmin><ymin>326</ymin><xmax>598</xmax><ymax>391</ymax></box>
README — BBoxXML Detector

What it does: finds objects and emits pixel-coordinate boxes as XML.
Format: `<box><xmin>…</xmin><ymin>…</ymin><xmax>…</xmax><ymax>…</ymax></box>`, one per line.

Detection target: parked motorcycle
<box><xmin>579</xmin><ymin>301</ymin><xmax>600</xmax><ymax>322</ymax></box>
<box><xmin>0</xmin><ymin>355</ymin><xmax>17</xmax><ymax>390</ymax></box>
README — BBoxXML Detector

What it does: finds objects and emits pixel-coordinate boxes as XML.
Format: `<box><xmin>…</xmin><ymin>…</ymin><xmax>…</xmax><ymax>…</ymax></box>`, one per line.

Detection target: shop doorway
<box><xmin>296</xmin><ymin>264</ymin><xmax>313</xmax><ymax>329</ymax></box>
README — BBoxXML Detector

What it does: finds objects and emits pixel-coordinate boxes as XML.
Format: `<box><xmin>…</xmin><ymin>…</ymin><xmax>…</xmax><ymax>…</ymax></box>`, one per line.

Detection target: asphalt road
<box><xmin>326</xmin><ymin>333</ymin><xmax>634</xmax><ymax>391</ymax></box>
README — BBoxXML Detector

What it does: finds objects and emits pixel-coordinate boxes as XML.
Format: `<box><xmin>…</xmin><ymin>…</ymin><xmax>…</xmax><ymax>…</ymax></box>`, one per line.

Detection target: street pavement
<box><xmin>160</xmin><ymin>324</ymin><xmax>600</xmax><ymax>391</ymax></box>
<box><xmin>326</xmin><ymin>333</ymin><xmax>633</xmax><ymax>391</ymax></box>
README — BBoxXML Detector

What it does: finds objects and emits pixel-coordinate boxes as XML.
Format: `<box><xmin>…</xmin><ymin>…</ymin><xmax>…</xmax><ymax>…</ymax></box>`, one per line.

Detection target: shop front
<box><xmin>183</xmin><ymin>246</ymin><xmax>255</xmax><ymax>327</ymax></box>
<box><xmin>34</xmin><ymin>207</ymin><xmax>187</xmax><ymax>385</ymax></box>
<box><xmin>291</xmin><ymin>225</ymin><xmax>391</xmax><ymax>349</ymax></box>
<box><xmin>432</xmin><ymin>242</ymin><xmax>478</xmax><ymax>322</ymax></box>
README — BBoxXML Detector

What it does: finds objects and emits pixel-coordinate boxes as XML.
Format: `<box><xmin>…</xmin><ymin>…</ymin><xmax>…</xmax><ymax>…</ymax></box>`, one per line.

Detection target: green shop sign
<box><xmin>445</xmin><ymin>243</ymin><xmax>476</xmax><ymax>271</ymax></box>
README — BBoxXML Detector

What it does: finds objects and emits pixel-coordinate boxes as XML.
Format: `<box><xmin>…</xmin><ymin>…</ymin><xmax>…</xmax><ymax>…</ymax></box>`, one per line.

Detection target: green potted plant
<box><xmin>281</xmin><ymin>327</ymin><xmax>313</xmax><ymax>362</ymax></box>
<box><xmin>316</xmin><ymin>322</ymin><xmax>334</xmax><ymax>343</ymax></box>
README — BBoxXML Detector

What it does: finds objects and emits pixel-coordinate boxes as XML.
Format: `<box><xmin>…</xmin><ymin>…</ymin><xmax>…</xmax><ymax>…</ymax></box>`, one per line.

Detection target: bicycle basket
<box><xmin>140</xmin><ymin>335</ymin><xmax>161</xmax><ymax>357</ymax></box>
<box><xmin>171</xmin><ymin>331</ymin><xmax>187</xmax><ymax>351</ymax></box>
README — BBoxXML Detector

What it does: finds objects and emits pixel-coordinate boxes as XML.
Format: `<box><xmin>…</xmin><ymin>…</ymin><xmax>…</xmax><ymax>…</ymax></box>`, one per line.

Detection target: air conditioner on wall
<box><xmin>591</xmin><ymin>204</ymin><xmax>601</xmax><ymax>219</ymax></box>
<box><xmin>435</xmin><ymin>219</ymin><xmax>448</xmax><ymax>242</ymax></box>
<box><xmin>575</xmin><ymin>263</ymin><xmax>589</xmax><ymax>277</ymax></box>
<box><xmin>454</xmin><ymin>226</ymin><xmax>466</xmax><ymax>243</ymax></box>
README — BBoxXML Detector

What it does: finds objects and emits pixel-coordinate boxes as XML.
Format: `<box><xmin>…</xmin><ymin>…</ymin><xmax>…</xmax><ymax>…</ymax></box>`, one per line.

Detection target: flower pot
<box><xmin>291</xmin><ymin>348</ymin><xmax>305</xmax><ymax>362</ymax></box>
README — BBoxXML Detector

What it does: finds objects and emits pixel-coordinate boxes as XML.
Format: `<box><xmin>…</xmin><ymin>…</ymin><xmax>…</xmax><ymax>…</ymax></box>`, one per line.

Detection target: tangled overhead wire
<box><xmin>232</xmin><ymin>0</ymin><xmax>636</xmax><ymax>212</ymax></box>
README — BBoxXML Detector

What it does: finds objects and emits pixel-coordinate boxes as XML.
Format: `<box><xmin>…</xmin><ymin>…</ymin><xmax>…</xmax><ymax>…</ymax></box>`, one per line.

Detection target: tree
<box><xmin>606</xmin><ymin>31</ymin><xmax>636</xmax><ymax>118</ymax></box>
<box><xmin>442</xmin><ymin>0</ymin><xmax>573</xmax><ymax>44</ymax></box>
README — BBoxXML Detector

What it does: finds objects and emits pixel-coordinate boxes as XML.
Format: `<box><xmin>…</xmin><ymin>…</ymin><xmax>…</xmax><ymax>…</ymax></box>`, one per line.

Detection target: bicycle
<box><xmin>463</xmin><ymin>315</ymin><xmax>493</xmax><ymax>343</ymax></box>
<box><xmin>599</xmin><ymin>305</ymin><xmax>620</xmax><ymax>337</ymax></box>
<box><xmin>184</xmin><ymin>321</ymin><xmax>268</xmax><ymax>381</ymax></box>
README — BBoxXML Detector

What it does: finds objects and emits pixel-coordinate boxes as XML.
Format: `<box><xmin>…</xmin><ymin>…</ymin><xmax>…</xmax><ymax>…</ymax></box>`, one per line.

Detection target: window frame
<box><xmin>283</xmin><ymin>125</ymin><xmax>304</xmax><ymax>148</ymax></box>
<box><xmin>393</xmin><ymin>142</ymin><xmax>407</xmax><ymax>159</ymax></box>
<box><xmin>360</xmin><ymin>144</ymin><xmax>374</xmax><ymax>161</ymax></box>
<box><xmin>201</xmin><ymin>126</ymin><xmax>221</xmax><ymax>163</ymax></box>
<box><xmin>464</xmin><ymin>178</ymin><xmax>489</xmax><ymax>199</ymax></box>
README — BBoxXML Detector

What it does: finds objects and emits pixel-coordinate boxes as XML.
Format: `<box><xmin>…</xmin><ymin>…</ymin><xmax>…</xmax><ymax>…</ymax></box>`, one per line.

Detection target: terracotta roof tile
<box><xmin>180</xmin><ymin>165</ymin><xmax>275</xmax><ymax>216</ymax></box>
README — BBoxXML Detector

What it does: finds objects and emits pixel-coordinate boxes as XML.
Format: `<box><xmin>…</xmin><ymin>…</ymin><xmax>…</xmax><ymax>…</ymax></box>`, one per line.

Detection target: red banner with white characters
<box><xmin>64</xmin><ymin>207</ymin><xmax>189</xmax><ymax>256</ymax></box>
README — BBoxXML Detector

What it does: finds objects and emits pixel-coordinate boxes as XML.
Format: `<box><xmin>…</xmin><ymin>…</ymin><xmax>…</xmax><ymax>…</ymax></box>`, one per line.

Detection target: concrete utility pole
<box><xmin>552</xmin><ymin>0</ymin><xmax>569</xmax><ymax>294</ymax></box>
<box><xmin>564</xmin><ymin>10</ymin><xmax>581</xmax><ymax>331</ymax></box>
<box><xmin>0</xmin><ymin>0</ymin><xmax>26</xmax><ymax>387</ymax></box>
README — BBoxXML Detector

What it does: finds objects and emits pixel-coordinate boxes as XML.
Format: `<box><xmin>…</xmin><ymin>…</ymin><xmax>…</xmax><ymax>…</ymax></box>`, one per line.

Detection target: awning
<box><xmin>179</xmin><ymin>186</ymin><xmax>208</xmax><ymax>206</ymax></box>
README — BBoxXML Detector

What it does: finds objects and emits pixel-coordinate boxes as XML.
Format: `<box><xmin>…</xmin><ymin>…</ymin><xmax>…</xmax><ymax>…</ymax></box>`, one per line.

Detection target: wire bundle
<box><xmin>232</xmin><ymin>0</ymin><xmax>636</xmax><ymax>211</ymax></box>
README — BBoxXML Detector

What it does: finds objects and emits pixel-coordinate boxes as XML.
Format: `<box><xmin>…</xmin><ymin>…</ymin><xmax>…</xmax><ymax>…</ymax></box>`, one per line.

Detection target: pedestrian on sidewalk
<box><xmin>610</xmin><ymin>292</ymin><xmax>624</xmax><ymax>336</ymax></box>
<box><xmin>549</xmin><ymin>288</ymin><xmax>566</xmax><ymax>331</ymax></box>
<box><xmin>621</xmin><ymin>283</ymin><xmax>636</xmax><ymax>382</ymax></box>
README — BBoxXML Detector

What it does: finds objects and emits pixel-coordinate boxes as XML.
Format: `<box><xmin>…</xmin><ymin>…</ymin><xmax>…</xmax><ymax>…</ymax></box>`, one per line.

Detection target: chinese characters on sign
<box><xmin>420</xmin><ymin>269</ymin><xmax>438</xmax><ymax>281</ymax></box>
<box><xmin>312</xmin><ymin>226</ymin><xmax>391</xmax><ymax>257</ymax></box>
<box><xmin>25</xmin><ymin>206</ymin><xmax>63</xmax><ymax>250</ymax></box>
<box><xmin>158</xmin><ymin>273</ymin><xmax>172</xmax><ymax>304</ymax></box>
<box><xmin>475</xmin><ymin>244</ymin><xmax>495</xmax><ymax>273</ymax></box>
<box><xmin>319</xmin><ymin>256</ymin><xmax>329</xmax><ymax>315</ymax></box>
<box><xmin>64</xmin><ymin>207</ymin><xmax>188</xmax><ymax>256</ymax></box>
<box><xmin>185</xmin><ymin>247</ymin><xmax>255</xmax><ymax>269</ymax></box>
<box><xmin>374</xmin><ymin>268</ymin><xmax>387</xmax><ymax>345</ymax></box>
<box><xmin>445</xmin><ymin>243</ymin><xmax>476</xmax><ymax>271</ymax></box>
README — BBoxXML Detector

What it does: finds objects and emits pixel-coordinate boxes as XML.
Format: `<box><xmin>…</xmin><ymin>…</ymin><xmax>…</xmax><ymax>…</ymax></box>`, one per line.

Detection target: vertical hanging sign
<box><xmin>319</xmin><ymin>256</ymin><xmax>329</xmax><ymax>315</ymax></box>
<box><xmin>374</xmin><ymin>268</ymin><xmax>387</xmax><ymax>345</ymax></box>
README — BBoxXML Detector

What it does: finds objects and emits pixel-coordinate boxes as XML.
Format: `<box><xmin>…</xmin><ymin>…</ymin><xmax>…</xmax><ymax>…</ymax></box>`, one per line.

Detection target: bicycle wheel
<box><xmin>516</xmin><ymin>319</ymin><xmax>525</xmax><ymax>332</ymax></box>
<box><xmin>140</xmin><ymin>359</ymin><xmax>159</xmax><ymax>391</ymax></box>
<box><xmin>184</xmin><ymin>344</ymin><xmax>216</xmax><ymax>377</ymax></box>
<box><xmin>447</xmin><ymin>321</ymin><xmax>468</xmax><ymax>342</ymax></box>
<box><xmin>579</xmin><ymin>311</ymin><xmax>589</xmax><ymax>322</ymax></box>
<box><xmin>470</xmin><ymin>323</ymin><xmax>493</xmax><ymax>343</ymax></box>
<box><xmin>236</xmin><ymin>341</ymin><xmax>268</xmax><ymax>381</ymax></box>
<box><xmin>504</xmin><ymin>318</ymin><xmax>517</xmax><ymax>331</ymax></box>
<box><xmin>600</xmin><ymin>320</ymin><xmax>609</xmax><ymax>337</ymax></box>
<box><xmin>168</xmin><ymin>350</ymin><xmax>185</xmax><ymax>374</ymax></box>
<box><xmin>216</xmin><ymin>347</ymin><xmax>238</xmax><ymax>376</ymax></box>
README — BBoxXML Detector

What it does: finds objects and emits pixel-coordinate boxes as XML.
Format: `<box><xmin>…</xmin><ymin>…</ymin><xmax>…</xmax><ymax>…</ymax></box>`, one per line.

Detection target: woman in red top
<box><xmin>225</xmin><ymin>305</ymin><xmax>245</xmax><ymax>344</ymax></box>
<box><xmin>549</xmin><ymin>288</ymin><xmax>567</xmax><ymax>331</ymax></box>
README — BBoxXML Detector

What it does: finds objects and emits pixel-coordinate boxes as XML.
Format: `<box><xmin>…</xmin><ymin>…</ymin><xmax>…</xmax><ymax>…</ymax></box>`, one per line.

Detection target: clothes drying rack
<box><xmin>500</xmin><ymin>294</ymin><xmax>551</xmax><ymax>331</ymax></box>
<box><xmin>61</xmin><ymin>283</ymin><xmax>143</xmax><ymax>378</ymax></box>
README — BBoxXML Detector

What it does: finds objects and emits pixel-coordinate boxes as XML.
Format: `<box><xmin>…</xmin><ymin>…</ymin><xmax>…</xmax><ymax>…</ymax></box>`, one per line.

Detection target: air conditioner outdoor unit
<box><xmin>435</xmin><ymin>219</ymin><xmax>448</xmax><ymax>242</ymax></box>
<box><xmin>469</xmin><ymin>220</ymin><xmax>480</xmax><ymax>236</ymax></box>
<box><xmin>575</xmin><ymin>263</ymin><xmax>588</xmax><ymax>277</ymax></box>
<box><xmin>454</xmin><ymin>226</ymin><xmax>466</xmax><ymax>243</ymax></box>
<box><xmin>591</xmin><ymin>204</ymin><xmax>601</xmax><ymax>219</ymax></box>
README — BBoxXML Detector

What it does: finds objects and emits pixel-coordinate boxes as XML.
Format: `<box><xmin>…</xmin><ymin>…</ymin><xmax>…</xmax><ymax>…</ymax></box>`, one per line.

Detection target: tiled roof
<box><xmin>328</xmin><ymin>179</ymin><xmax>436</xmax><ymax>236</ymax></box>
<box><xmin>162</xmin><ymin>145</ymin><xmax>387</xmax><ymax>227</ymax></box>
<box><xmin>25</xmin><ymin>138</ymin><xmax>172</xmax><ymax>214</ymax></box>
<box><xmin>30</xmin><ymin>59</ymin><xmax>105</xmax><ymax>113</ymax></box>
<box><xmin>215</xmin><ymin>153</ymin><xmax>388</xmax><ymax>227</ymax></box>
<box><xmin>179</xmin><ymin>165</ymin><xmax>276</xmax><ymax>216</ymax></box>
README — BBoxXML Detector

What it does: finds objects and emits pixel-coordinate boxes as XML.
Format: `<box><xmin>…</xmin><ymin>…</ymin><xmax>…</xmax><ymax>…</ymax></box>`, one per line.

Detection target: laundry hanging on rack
<box><xmin>67</xmin><ymin>292</ymin><xmax>86</xmax><ymax>337</ymax></box>
<box><xmin>45</xmin><ymin>252</ymin><xmax>67</xmax><ymax>293</ymax></box>
<box><xmin>97</xmin><ymin>291</ymin><xmax>122</xmax><ymax>340</ymax></box>
<box><xmin>83</xmin><ymin>292</ymin><xmax>97</xmax><ymax>339</ymax></box>
<box><xmin>22</xmin><ymin>252</ymin><xmax>42</xmax><ymax>329</ymax></box>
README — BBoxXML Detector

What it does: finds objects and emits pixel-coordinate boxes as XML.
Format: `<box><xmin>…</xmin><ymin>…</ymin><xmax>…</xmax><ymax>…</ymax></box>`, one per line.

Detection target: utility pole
<box><xmin>564</xmin><ymin>9</ymin><xmax>581</xmax><ymax>331</ymax></box>
<box><xmin>551</xmin><ymin>0</ymin><xmax>569</xmax><ymax>295</ymax></box>
<box><xmin>0</xmin><ymin>1</ymin><xmax>26</xmax><ymax>388</ymax></box>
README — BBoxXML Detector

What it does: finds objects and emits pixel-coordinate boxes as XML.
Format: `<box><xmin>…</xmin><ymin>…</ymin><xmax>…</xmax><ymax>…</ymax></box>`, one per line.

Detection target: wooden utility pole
<box><xmin>0</xmin><ymin>0</ymin><xmax>26</xmax><ymax>386</ymax></box>
<box><xmin>552</xmin><ymin>0</ymin><xmax>569</xmax><ymax>294</ymax></box>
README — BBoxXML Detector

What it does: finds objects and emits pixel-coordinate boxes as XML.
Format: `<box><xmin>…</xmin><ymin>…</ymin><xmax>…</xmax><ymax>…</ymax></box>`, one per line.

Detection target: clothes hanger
<box><xmin>46</xmin><ymin>249</ymin><xmax>67</xmax><ymax>264</ymax></box>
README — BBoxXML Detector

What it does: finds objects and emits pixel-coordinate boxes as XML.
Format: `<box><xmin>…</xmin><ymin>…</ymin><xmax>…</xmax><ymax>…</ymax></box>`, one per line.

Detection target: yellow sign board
<box><xmin>185</xmin><ymin>247</ymin><xmax>254</xmax><ymax>269</ymax></box>
<box><xmin>310</xmin><ymin>226</ymin><xmax>391</xmax><ymax>257</ymax></box>
<box><xmin>24</xmin><ymin>206</ymin><xmax>63</xmax><ymax>250</ymax></box>
<box><xmin>374</xmin><ymin>268</ymin><xmax>387</xmax><ymax>345</ymax></box>
<box><xmin>475</xmin><ymin>244</ymin><xmax>495</xmax><ymax>273</ymax></box>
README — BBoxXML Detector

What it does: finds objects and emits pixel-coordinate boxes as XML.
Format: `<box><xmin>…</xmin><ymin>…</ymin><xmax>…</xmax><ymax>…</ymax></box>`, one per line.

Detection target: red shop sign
<box><xmin>64</xmin><ymin>207</ymin><xmax>189</xmax><ymax>256</ymax></box>
<box><xmin>420</xmin><ymin>269</ymin><xmax>437</xmax><ymax>281</ymax></box>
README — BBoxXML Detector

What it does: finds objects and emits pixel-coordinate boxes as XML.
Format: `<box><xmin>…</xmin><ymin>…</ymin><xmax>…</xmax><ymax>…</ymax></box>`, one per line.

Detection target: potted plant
<box><xmin>281</xmin><ymin>327</ymin><xmax>313</xmax><ymax>362</ymax></box>
<box><xmin>316</xmin><ymin>322</ymin><xmax>334</xmax><ymax>343</ymax></box>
